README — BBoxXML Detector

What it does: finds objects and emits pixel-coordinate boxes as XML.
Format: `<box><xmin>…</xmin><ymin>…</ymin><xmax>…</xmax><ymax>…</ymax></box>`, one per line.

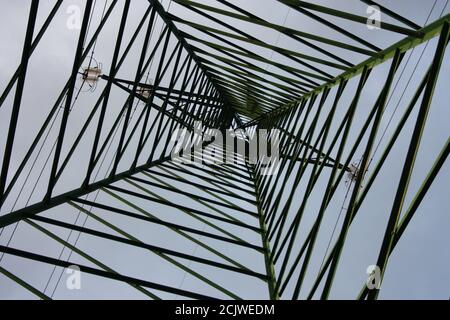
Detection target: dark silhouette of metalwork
<box><xmin>0</xmin><ymin>0</ymin><xmax>448</xmax><ymax>300</ymax></box>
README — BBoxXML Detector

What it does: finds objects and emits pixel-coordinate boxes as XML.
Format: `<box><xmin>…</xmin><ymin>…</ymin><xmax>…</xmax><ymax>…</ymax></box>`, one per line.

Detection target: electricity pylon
<box><xmin>0</xmin><ymin>0</ymin><xmax>449</xmax><ymax>300</ymax></box>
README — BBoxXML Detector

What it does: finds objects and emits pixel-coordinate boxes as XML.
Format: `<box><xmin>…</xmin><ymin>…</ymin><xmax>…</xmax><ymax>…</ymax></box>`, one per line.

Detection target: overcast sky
<box><xmin>0</xmin><ymin>0</ymin><xmax>449</xmax><ymax>300</ymax></box>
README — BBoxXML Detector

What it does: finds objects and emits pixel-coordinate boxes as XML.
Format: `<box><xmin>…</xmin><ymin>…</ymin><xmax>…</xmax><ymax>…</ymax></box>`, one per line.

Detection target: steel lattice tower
<box><xmin>0</xmin><ymin>0</ymin><xmax>449</xmax><ymax>300</ymax></box>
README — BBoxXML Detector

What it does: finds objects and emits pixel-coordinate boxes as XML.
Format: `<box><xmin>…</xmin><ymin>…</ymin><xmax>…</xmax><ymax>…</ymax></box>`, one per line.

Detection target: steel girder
<box><xmin>0</xmin><ymin>0</ymin><xmax>449</xmax><ymax>300</ymax></box>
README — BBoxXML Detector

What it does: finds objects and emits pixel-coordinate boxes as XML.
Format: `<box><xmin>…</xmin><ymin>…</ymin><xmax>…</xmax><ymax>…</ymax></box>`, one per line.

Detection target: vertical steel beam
<box><xmin>368</xmin><ymin>23</ymin><xmax>449</xmax><ymax>300</ymax></box>
<box><xmin>45</xmin><ymin>1</ymin><xmax>94</xmax><ymax>200</ymax></box>
<box><xmin>84</xmin><ymin>0</ymin><xmax>132</xmax><ymax>187</ymax></box>
<box><xmin>0</xmin><ymin>0</ymin><xmax>39</xmax><ymax>208</ymax></box>
<box><xmin>321</xmin><ymin>50</ymin><xmax>402</xmax><ymax>299</ymax></box>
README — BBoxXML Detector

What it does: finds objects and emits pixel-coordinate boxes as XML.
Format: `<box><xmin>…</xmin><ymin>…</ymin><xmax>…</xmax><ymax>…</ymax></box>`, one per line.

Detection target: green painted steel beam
<box><xmin>243</xmin><ymin>14</ymin><xmax>450</xmax><ymax>126</ymax></box>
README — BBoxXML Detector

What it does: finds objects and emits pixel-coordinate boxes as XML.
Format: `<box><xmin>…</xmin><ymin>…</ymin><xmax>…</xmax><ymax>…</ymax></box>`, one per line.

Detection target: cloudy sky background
<box><xmin>0</xmin><ymin>0</ymin><xmax>449</xmax><ymax>299</ymax></box>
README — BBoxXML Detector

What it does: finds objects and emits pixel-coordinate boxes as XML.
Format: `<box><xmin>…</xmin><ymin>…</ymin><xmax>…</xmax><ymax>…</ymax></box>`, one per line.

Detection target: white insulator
<box><xmin>83</xmin><ymin>67</ymin><xmax>102</xmax><ymax>83</ymax></box>
<box><xmin>137</xmin><ymin>87</ymin><xmax>151</xmax><ymax>99</ymax></box>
